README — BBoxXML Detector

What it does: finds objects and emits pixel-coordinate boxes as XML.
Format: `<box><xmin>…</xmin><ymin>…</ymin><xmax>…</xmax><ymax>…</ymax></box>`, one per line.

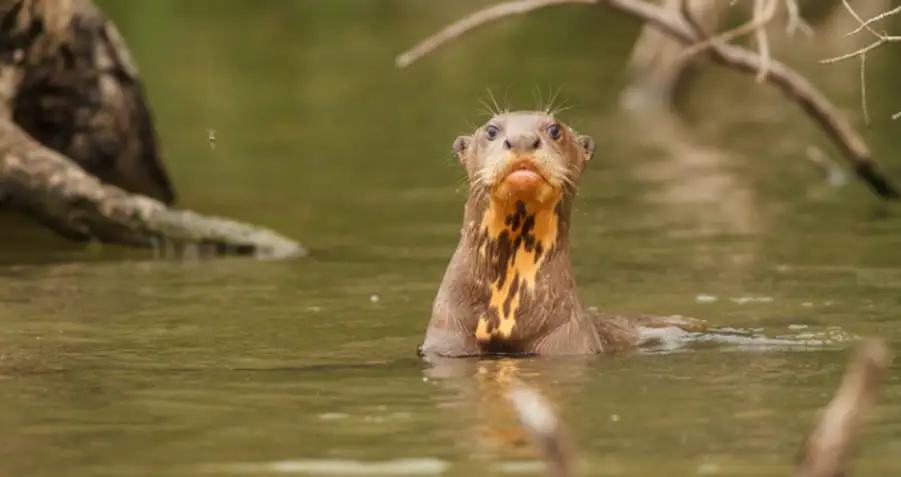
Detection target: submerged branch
<box><xmin>394</xmin><ymin>0</ymin><xmax>900</xmax><ymax>200</ymax></box>
<box><xmin>0</xmin><ymin>118</ymin><xmax>306</xmax><ymax>260</ymax></box>
<box><xmin>796</xmin><ymin>339</ymin><xmax>891</xmax><ymax>477</ymax></box>
<box><xmin>505</xmin><ymin>339</ymin><xmax>891</xmax><ymax>477</ymax></box>
<box><xmin>506</xmin><ymin>383</ymin><xmax>573</xmax><ymax>477</ymax></box>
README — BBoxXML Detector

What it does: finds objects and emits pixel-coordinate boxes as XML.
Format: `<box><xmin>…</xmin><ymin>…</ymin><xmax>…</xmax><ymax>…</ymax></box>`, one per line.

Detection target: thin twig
<box><xmin>796</xmin><ymin>339</ymin><xmax>891</xmax><ymax>477</ymax></box>
<box><xmin>823</xmin><ymin>1</ymin><xmax>901</xmax><ymax>63</ymax></box>
<box><xmin>859</xmin><ymin>53</ymin><xmax>869</xmax><ymax>127</ymax></box>
<box><xmin>846</xmin><ymin>4</ymin><xmax>901</xmax><ymax>38</ymax></box>
<box><xmin>753</xmin><ymin>0</ymin><xmax>775</xmax><ymax>82</ymax></box>
<box><xmin>679</xmin><ymin>0</ymin><xmax>707</xmax><ymax>39</ymax></box>
<box><xmin>677</xmin><ymin>0</ymin><xmax>778</xmax><ymax>64</ymax></box>
<box><xmin>784</xmin><ymin>0</ymin><xmax>813</xmax><ymax>37</ymax></box>
<box><xmin>821</xmin><ymin>36</ymin><xmax>891</xmax><ymax>64</ymax></box>
<box><xmin>840</xmin><ymin>0</ymin><xmax>884</xmax><ymax>40</ymax></box>
<box><xmin>820</xmin><ymin>4</ymin><xmax>901</xmax><ymax>125</ymax></box>
<box><xmin>394</xmin><ymin>0</ymin><xmax>596</xmax><ymax>68</ymax></box>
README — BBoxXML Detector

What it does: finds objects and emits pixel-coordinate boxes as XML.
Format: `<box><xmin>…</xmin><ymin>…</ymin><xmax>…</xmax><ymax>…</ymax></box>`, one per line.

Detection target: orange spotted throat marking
<box><xmin>475</xmin><ymin>199</ymin><xmax>559</xmax><ymax>342</ymax></box>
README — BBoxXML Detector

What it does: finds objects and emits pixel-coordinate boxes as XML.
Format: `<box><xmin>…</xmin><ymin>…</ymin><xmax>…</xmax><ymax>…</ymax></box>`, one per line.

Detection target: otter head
<box><xmin>448</xmin><ymin>112</ymin><xmax>596</xmax><ymax>351</ymax></box>
<box><xmin>453</xmin><ymin>111</ymin><xmax>596</xmax><ymax>208</ymax></box>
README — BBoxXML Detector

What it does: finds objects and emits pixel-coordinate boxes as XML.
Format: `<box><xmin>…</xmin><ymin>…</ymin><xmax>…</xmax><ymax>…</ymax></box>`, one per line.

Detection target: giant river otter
<box><xmin>419</xmin><ymin>110</ymin><xmax>706</xmax><ymax>358</ymax></box>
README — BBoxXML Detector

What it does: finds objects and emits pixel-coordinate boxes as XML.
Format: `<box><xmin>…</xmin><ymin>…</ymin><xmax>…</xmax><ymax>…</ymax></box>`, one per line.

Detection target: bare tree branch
<box><xmin>820</xmin><ymin>1</ymin><xmax>901</xmax><ymax>122</ymax></box>
<box><xmin>753</xmin><ymin>0</ymin><xmax>775</xmax><ymax>82</ymax></box>
<box><xmin>784</xmin><ymin>0</ymin><xmax>814</xmax><ymax>37</ymax></box>
<box><xmin>859</xmin><ymin>53</ymin><xmax>870</xmax><ymax>126</ymax></box>
<box><xmin>676</xmin><ymin>0</ymin><xmax>778</xmax><ymax>82</ymax></box>
<box><xmin>395</xmin><ymin>0</ymin><xmax>900</xmax><ymax>199</ymax></box>
<box><xmin>394</xmin><ymin>0</ymin><xmax>596</xmax><ymax>68</ymax></box>
<box><xmin>845</xmin><ymin>4</ymin><xmax>901</xmax><ymax>37</ymax></box>
<box><xmin>678</xmin><ymin>0</ymin><xmax>708</xmax><ymax>38</ymax></box>
<box><xmin>820</xmin><ymin>36</ymin><xmax>897</xmax><ymax>64</ymax></box>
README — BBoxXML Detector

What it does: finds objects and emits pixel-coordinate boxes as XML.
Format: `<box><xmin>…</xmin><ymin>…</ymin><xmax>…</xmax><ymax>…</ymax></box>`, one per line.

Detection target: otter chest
<box><xmin>473</xmin><ymin>200</ymin><xmax>559</xmax><ymax>347</ymax></box>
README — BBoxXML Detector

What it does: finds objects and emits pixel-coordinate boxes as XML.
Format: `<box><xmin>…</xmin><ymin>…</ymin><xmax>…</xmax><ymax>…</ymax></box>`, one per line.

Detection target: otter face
<box><xmin>453</xmin><ymin>111</ymin><xmax>596</xmax><ymax>205</ymax></box>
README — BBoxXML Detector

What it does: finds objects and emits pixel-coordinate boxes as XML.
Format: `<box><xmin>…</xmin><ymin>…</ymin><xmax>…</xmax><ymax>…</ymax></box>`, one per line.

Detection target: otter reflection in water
<box><xmin>423</xmin><ymin>355</ymin><xmax>589</xmax><ymax>469</ymax></box>
<box><xmin>420</xmin><ymin>111</ymin><xmax>706</xmax><ymax>358</ymax></box>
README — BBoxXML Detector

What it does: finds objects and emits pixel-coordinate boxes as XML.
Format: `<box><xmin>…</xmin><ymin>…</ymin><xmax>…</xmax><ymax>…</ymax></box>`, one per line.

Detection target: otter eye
<box><xmin>485</xmin><ymin>125</ymin><xmax>500</xmax><ymax>141</ymax></box>
<box><xmin>546</xmin><ymin>124</ymin><xmax>561</xmax><ymax>140</ymax></box>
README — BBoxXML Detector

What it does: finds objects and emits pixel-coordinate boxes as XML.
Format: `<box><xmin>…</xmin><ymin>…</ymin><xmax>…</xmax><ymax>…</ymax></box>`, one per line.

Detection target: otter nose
<box><xmin>503</xmin><ymin>133</ymin><xmax>541</xmax><ymax>153</ymax></box>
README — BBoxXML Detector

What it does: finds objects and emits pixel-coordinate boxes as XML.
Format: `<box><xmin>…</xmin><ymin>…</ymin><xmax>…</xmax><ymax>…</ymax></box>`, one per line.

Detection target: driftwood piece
<box><xmin>0</xmin><ymin>117</ymin><xmax>306</xmax><ymax>259</ymax></box>
<box><xmin>394</xmin><ymin>0</ymin><xmax>900</xmax><ymax>200</ymax></box>
<box><xmin>506</xmin><ymin>339</ymin><xmax>891</xmax><ymax>477</ymax></box>
<box><xmin>0</xmin><ymin>0</ymin><xmax>305</xmax><ymax>259</ymax></box>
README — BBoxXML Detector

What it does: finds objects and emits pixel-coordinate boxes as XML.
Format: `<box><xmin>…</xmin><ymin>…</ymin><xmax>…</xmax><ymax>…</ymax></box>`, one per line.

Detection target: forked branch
<box><xmin>820</xmin><ymin>1</ymin><xmax>901</xmax><ymax>123</ymax></box>
<box><xmin>395</xmin><ymin>0</ymin><xmax>900</xmax><ymax>200</ymax></box>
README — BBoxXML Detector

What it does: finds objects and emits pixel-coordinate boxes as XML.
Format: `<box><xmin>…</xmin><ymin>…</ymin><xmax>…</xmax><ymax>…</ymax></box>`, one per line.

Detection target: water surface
<box><xmin>2</xmin><ymin>1</ymin><xmax>901</xmax><ymax>476</ymax></box>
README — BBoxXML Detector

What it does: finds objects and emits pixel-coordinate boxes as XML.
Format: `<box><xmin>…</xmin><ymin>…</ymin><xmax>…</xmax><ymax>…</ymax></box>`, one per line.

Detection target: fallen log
<box><xmin>0</xmin><ymin>0</ymin><xmax>305</xmax><ymax>259</ymax></box>
<box><xmin>0</xmin><ymin>117</ymin><xmax>306</xmax><ymax>259</ymax></box>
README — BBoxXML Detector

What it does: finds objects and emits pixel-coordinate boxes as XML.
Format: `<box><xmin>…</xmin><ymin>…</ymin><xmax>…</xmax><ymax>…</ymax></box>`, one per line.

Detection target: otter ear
<box><xmin>452</xmin><ymin>135</ymin><xmax>472</xmax><ymax>164</ymax></box>
<box><xmin>577</xmin><ymin>134</ymin><xmax>596</xmax><ymax>161</ymax></box>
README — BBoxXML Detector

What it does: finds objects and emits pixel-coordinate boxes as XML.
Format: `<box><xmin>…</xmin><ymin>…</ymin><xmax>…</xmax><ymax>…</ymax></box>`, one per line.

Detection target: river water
<box><xmin>2</xmin><ymin>1</ymin><xmax>901</xmax><ymax>476</ymax></box>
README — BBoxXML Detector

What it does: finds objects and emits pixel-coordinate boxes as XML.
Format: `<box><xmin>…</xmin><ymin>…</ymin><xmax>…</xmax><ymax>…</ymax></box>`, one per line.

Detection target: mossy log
<box><xmin>0</xmin><ymin>0</ymin><xmax>305</xmax><ymax>259</ymax></box>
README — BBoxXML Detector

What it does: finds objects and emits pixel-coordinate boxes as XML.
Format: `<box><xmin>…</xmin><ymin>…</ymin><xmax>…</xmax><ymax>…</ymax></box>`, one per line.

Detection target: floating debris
<box><xmin>730</xmin><ymin>296</ymin><xmax>774</xmax><ymax>305</ymax></box>
<box><xmin>317</xmin><ymin>412</ymin><xmax>349</xmax><ymax>421</ymax></box>
<box><xmin>198</xmin><ymin>458</ymin><xmax>450</xmax><ymax>475</ymax></box>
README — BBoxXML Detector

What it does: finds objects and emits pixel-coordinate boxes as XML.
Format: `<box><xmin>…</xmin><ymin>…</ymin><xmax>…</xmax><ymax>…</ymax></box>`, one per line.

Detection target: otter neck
<box><xmin>464</xmin><ymin>192</ymin><xmax>572</xmax><ymax>260</ymax></box>
<box><xmin>461</xmin><ymin>189</ymin><xmax>577</xmax><ymax>344</ymax></box>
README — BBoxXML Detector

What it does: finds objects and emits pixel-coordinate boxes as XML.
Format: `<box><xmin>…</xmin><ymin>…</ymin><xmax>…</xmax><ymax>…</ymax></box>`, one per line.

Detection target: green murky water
<box><xmin>2</xmin><ymin>1</ymin><xmax>901</xmax><ymax>476</ymax></box>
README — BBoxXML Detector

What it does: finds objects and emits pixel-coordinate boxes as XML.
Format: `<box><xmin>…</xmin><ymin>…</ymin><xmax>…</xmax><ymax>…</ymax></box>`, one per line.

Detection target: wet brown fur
<box><xmin>420</xmin><ymin>111</ymin><xmax>705</xmax><ymax>358</ymax></box>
